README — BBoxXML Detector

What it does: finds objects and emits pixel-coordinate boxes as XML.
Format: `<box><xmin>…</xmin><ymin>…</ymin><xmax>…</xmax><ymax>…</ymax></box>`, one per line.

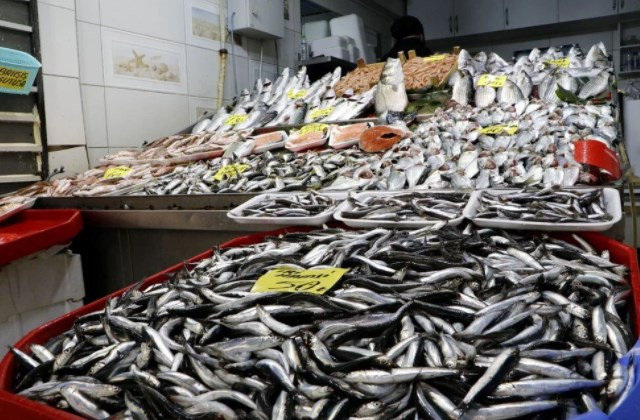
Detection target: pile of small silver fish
<box><xmin>342</xmin><ymin>192</ymin><xmax>468</xmax><ymax>222</ymax></box>
<box><xmin>476</xmin><ymin>188</ymin><xmax>612</xmax><ymax>223</ymax></box>
<box><xmin>452</xmin><ymin>43</ymin><xmax>612</xmax><ymax>108</ymax></box>
<box><xmin>192</xmin><ymin>66</ymin><xmax>376</xmax><ymax>134</ymax></box>
<box><xmin>238</xmin><ymin>193</ymin><xmax>337</xmax><ymax>218</ymax></box>
<box><xmin>12</xmin><ymin>226</ymin><xmax>635</xmax><ymax>419</ymax></box>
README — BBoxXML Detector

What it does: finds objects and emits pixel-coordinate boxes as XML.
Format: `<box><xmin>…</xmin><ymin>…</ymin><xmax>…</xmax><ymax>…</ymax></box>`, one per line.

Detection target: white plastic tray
<box><xmin>252</xmin><ymin>131</ymin><xmax>288</xmax><ymax>154</ymax></box>
<box><xmin>463</xmin><ymin>187</ymin><xmax>621</xmax><ymax>231</ymax></box>
<box><xmin>228</xmin><ymin>192</ymin><xmax>346</xmax><ymax>226</ymax></box>
<box><xmin>0</xmin><ymin>198</ymin><xmax>36</xmax><ymax>224</ymax></box>
<box><xmin>334</xmin><ymin>190</ymin><xmax>469</xmax><ymax>229</ymax></box>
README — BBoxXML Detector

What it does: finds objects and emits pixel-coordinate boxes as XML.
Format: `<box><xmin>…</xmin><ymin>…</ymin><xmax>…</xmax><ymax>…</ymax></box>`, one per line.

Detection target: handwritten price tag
<box><xmin>251</xmin><ymin>266</ymin><xmax>349</xmax><ymax>294</ymax></box>
<box><xmin>544</xmin><ymin>58</ymin><xmax>570</xmax><ymax>68</ymax></box>
<box><xmin>477</xmin><ymin>74</ymin><xmax>507</xmax><ymax>88</ymax></box>
<box><xmin>423</xmin><ymin>54</ymin><xmax>447</xmax><ymax>62</ymax></box>
<box><xmin>297</xmin><ymin>123</ymin><xmax>328</xmax><ymax>136</ymax></box>
<box><xmin>224</xmin><ymin>114</ymin><xmax>249</xmax><ymax>126</ymax></box>
<box><xmin>213</xmin><ymin>163</ymin><xmax>250</xmax><ymax>181</ymax></box>
<box><xmin>287</xmin><ymin>89</ymin><xmax>307</xmax><ymax>100</ymax></box>
<box><xmin>480</xmin><ymin>125</ymin><xmax>519</xmax><ymax>135</ymax></box>
<box><xmin>103</xmin><ymin>166</ymin><xmax>133</xmax><ymax>179</ymax></box>
<box><xmin>309</xmin><ymin>107</ymin><xmax>334</xmax><ymax>120</ymax></box>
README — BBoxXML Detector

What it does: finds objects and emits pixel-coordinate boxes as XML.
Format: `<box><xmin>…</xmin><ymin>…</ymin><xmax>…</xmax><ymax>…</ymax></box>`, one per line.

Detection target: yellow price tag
<box><xmin>297</xmin><ymin>123</ymin><xmax>328</xmax><ymax>136</ymax></box>
<box><xmin>213</xmin><ymin>163</ymin><xmax>250</xmax><ymax>181</ymax></box>
<box><xmin>309</xmin><ymin>107</ymin><xmax>334</xmax><ymax>120</ymax></box>
<box><xmin>224</xmin><ymin>114</ymin><xmax>249</xmax><ymax>126</ymax></box>
<box><xmin>103</xmin><ymin>166</ymin><xmax>133</xmax><ymax>179</ymax></box>
<box><xmin>287</xmin><ymin>89</ymin><xmax>307</xmax><ymax>100</ymax></box>
<box><xmin>544</xmin><ymin>58</ymin><xmax>570</xmax><ymax>68</ymax></box>
<box><xmin>0</xmin><ymin>66</ymin><xmax>29</xmax><ymax>90</ymax></box>
<box><xmin>251</xmin><ymin>266</ymin><xmax>349</xmax><ymax>294</ymax></box>
<box><xmin>477</xmin><ymin>74</ymin><xmax>507</xmax><ymax>88</ymax></box>
<box><xmin>423</xmin><ymin>54</ymin><xmax>447</xmax><ymax>62</ymax></box>
<box><xmin>480</xmin><ymin>125</ymin><xmax>518</xmax><ymax>135</ymax></box>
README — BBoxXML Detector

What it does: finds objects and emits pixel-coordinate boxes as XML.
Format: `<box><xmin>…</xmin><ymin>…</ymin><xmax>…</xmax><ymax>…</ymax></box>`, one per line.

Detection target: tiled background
<box><xmin>38</xmin><ymin>0</ymin><xmax>302</xmax><ymax>171</ymax></box>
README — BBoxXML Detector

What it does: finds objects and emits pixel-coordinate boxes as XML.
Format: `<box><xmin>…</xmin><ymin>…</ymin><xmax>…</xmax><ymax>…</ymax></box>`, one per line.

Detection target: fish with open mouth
<box><xmin>375</xmin><ymin>58</ymin><xmax>408</xmax><ymax>123</ymax></box>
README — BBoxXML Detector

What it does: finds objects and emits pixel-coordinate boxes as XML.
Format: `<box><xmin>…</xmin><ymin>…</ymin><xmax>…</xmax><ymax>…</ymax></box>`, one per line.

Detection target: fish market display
<box><xmin>12</xmin><ymin>227</ymin><xmax>635</xmax><ymax>419</ymax></box>
<box><xmin>252</xmin><ymin>131</ymin><xmax>288</xmax><ymax>153</ymax></box>
<box><xmin>334</xmin><ymin>65</ymin><xmax>383</xmax><ymax>96</ymax></box>
<box><xmin>328</xmin><ymin>122</ymin><xmax>371</xmax><ymax>149</ymax></box>
<box><xmin>402</xmin><ymin>54</ymin><xmax>457</xmax><ymax>90</ymax></box>
<box><xmin>0</xmin><ymin>195</ymin><xmax>35</xmax><ymax>220</ymax></box>
<box><xmin>453</xmin><ymin>43</ymin><xmax>612</xmax><ymax>108</ymax></box>
<box><xmin>476</xmin><ymin>188</ymin><xmax>612</xmax><ymax>223</ymax></box>
<box><xmin>341</xmin><ymin>192</ymin><xmax>469</xmax><ymax>221</ymax></box>
<box><xmin>375</xmin><ymin>58</ymin><xmax>408</xmax><ymax>122</ymax></box>
<box><xmin>235</xmin><ymin>192</ymin><xmax>338</xmax><ymax>218</ymax></box>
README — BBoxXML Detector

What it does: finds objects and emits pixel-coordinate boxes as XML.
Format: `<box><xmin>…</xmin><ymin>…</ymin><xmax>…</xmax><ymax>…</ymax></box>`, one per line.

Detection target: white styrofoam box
<box><xmin>187</xmin><ymin>46</ymin><xmax>220</xmax><ymax>99</ymax></box>
<box><xmin>311</xmin><ymin>36</ymin><xmax>349</xmax><ymax>53</ymax></box>
<box><xmin>223</xmin><ymin>55</ymin><xmax>250</xmax><ymax>101</ymax></box>
<box><xmin>81</xmin><ymin>85</ymin><xmax>108</xmax><ymax>148</ymax></box>
<box><xmin>43</xmin><ymin>75</ymin><xmax>86</xmax><ymax>146</ymax></box>
<box><xmin>104</xmin><ymin>87</ymin><xmax>189</xmax><ymax>148</ymax></box>
<box><xmin>227</xmin><ymin>0</ymin><xmax>285</xmax><ymax>39</ymax></box>
<box><xmin>38</xmin><ymin>0</ymin><xmax>74</xmax><ymax>10</ymax></box>
<box><xmin>100</xmin><ymin>0</ymin><xmax>185</xmax><ymax>43</ymax></box>
<box><xmin>87</xmin><ymin>147</ymin><xmax>109</xmax><ymax>167</ymax></box>
<box><xmin>76</xmin><ymin>0</ymin><xmax>100</xmax><ymax>24</ymax></box>
<box><xmin>0</xmin><ymin>253</ymin><xmax>84</xmax><ymax>324</ymax></box>
<box><xmin>285</xmin><ymin>0</ymin><xmax>301</xmax><ymax>32</ymax></box>
<box><xmin>314</xmin><ymin>47</ymin><xmax>350</xmax><ymax>61</ymax></box>
<box><xmin>303</xmin><ymin>20</ymin><xmax>330</xmax><ymax>43</ymax></box>
<box><xmin>624</xmin><ymin>98</ymin><xmax>640</xmax><ymax>176</ymax></box>
<box><xmin>189</xmin><ymin>97</ymin><xmax>218</xmax><ymax>124</ymax></box>
<box><xmin>330</xmin><ymin>14</ymin><xmax>374</xmax><ymax>63</ymax></box>
<box><xmin>48</xmin><ymin>147</ymin><xmax>89</xmax><ymax>175</ymax></box>
<box><xmin>38</xmin><ymin>3</ymin><xmax>79</xmax><ymax>77</ymax></box>
<box><xmin>20</xmin><ymin>300</ymin><xmax>83</xmax><ymax>337</ymax></box>
<box><xmin>77</xmin><ymin>22</ymin><xmax>104</xmax><ymax>85</ymax></box>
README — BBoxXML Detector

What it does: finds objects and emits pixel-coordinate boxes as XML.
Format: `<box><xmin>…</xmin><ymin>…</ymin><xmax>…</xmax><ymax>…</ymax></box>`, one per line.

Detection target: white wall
<box><xmin>37</xmin><ymin>0</ymin><xmax>301</xmax><ymax>170</ymax></box>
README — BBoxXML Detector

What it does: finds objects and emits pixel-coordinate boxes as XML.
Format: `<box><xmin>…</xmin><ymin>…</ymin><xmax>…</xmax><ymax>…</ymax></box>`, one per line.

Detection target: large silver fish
<box><xmin>578</xmin><ymin>70</ymin><xmax>610</xmax><ymax>100</ymax></box>
<box><xmin>375</xmin><ymin>58</ymin><xmax>408</xmax><ymax>122</ymax></box>
<box><xmin>452</xmin><ymin>70</ymin><xmax>473</xmax><ymax>105</ymax></box>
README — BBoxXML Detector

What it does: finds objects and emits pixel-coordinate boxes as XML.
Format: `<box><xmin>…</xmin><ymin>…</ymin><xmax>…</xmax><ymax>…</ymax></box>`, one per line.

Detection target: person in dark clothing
<box><xmin>381</xmin><ymin>16</ymin><xmax>432</xmax><ymax>60</ymax></box>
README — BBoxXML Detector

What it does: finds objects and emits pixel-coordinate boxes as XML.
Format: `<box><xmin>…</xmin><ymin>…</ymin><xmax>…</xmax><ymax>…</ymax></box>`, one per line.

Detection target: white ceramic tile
<box><xmin>224</xmin><ymin>55</ymin><xmax>250</xmax><ymax>101</ymax></box>
<box><xmin>39</xmin><ymin>3</ymin><xmax>79</xmax><ymax>77</ymax></box>
<box><xmin>189</xmin><ymin>97</ymin><xmax>218</xmax><ymax>123</ymax></box>
<box><xmin>38</xmin><ymin>0</ymin><xmax>74</xmax><ymax>10</ymax></box>
<box><xmin>249</xmin><ymin>60</ymin><xmax>277</xmax><ymax>84</ymax></box>
<box><xmin>184</xmin><ymin>0</ymin><xmax>223</xmax><ymax>51</ymax></box>
<box><xmin>43</xmin><ymin>75</ymin><xmax>86</xmax><ymax>146</ymax></box>
<box><xmin>81</xmin><ymin>85</ymin><xmax>108</xmax><ymax>148</ymax></box>
<box><xmin>48</xmin><ymin>147</ymin><xmax>89</xmax><ymax>175</ymax></box>
<box><xmin>100</xmin><ymin>0</ymin><xmax>186</xmax><ymax>43</ymax></box>
<box><xmin>187</xmin><ymin>46</ymin><xmax>220</xmax><ymax>99</ymax></box>
<box><xmin>550</xmin><ymin>31</ymin><xmax>614</xmax><ymax>54</ymax></box>
<box><xmin>285</xmin><ymin>0</ymin><xmax>301</xmax><ymax>32</ymax></box>
<box><xmin>87</xmin><ymin>147</ymin><xmax>109</xmax><ymax>167</ymax></box>
<box><xmin>277</xmin><ymin>29</ymin><xmax>300</xmax><ymax>70</ymax></box>
<box><xmin>226</xmin><ymin>34</ymin><xmax>250</xmax><ymax>58</ymax></box>
<box><xmin>77</xmin><ymin>22</ymin><xmax>103</xmax><ymax>85</ymax></box>
<box><xmin>104</xmin><ymin>88</ymin><xmax>189</xmax><ymax>147</ymax></box>
<box><xmin>76</xmin><ymin>0</ymin><xmax>100</xmax><ymax>24</ymax></box>
<box><xmin>247</xmin><ymin>37</ymin><xmax>278</xmax><ymax>65</ymax></box>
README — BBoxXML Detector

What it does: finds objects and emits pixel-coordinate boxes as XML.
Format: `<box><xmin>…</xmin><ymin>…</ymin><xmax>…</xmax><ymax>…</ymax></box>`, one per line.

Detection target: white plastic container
<box><xmin>0</xmin><ymin>198</ymin><xmax>35</xmax><ymax>224</ymax></box>
<box><xmin>303</xmin><ymin>20</ymin><xmax>330</xmax><ymax>43</ymax></box>
<box><xmin>329</xmin><ymin>122</ymin><xmax>372</xmax><ymax>149</ymax></box>
<box><xmin>252</xmin><ymin>131</ymin><xmax>288</xmax><ymax>153</ymax></box>
<box><xmin>285</xmin><ymin>125</ymin><xmax>332</xmax><ymax>152</ymax></box>
<box><xmin>334</xmin><ymin>191</ymin><xmax>468</xmax><ymax>229</ymax></box>
<box><xmin>463</xmin><ymin>188</ymin><xmax>622</xmax><ymax>232</ymax></box>
<box><xmin>330</xmin><ymin>14</ymin><xmax>374</xmax><ymax>63</ymax></box>
<box><xmin>228</xmin><ymin>192</ymin><xmax>346</xmax><ymax>226</ymax></box>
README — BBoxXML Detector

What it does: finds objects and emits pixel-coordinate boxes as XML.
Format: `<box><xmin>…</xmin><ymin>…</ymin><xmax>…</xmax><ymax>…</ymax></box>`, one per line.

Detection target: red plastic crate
<box><xmin>0</xmin><ymin>229</ymin><xmax>636</xmax><ymax>419</ymax></box>
<box><xmin>0</xmin><ymin>210</ymin><xmax>83</xmax><ymax>266</ymax></box>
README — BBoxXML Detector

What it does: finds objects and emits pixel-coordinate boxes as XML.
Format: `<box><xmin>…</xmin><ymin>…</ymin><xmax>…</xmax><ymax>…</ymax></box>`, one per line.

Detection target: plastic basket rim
<box><xmin>0</xmin><ymin>47</ymin><xmax>41</xmax><ymax>68</ymax></box>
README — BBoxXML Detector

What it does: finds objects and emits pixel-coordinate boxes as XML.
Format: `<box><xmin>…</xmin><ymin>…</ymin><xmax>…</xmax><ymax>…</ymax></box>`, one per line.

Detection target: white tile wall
<box><xmin>43</xmin><ymin>75</ymin><xmax>86</xmax><ymax>146</ymax></box>
<box><xmin>189</xmin><ymin>97</ymin><xmax>218</xmax><ymax>123</ymax></box>
<box><xmin>87</xmin><ymin>147</ymin><xmax>108</xmax><ymax>167</ymax></box>
<box><xmin>100</xmin><ymin>0</ymin><xmax>186</xmax><ymax>43</ymax></box>
<box><xmin>187</xmin><ymin>46</ymin><xmax>220</xmax><ymax>99</ymax></box>
<box><xmin>247</xmin><ymin>38</ymin><xmax>278</xmax><ymax>65</ymax></box>
<box><xmin>38</xmin><ymin>0</ymin><xmax>74</xmax><ymax>10</ymax></box>
<box><xmin>39</xmin><ymin>3</ymin><xmax>79</xmax><ymax>77</ymax></box>
<box><xmin>104</xmin><ymin>88</ymin><xmax>189</xmax><ymax>147</ymax></box>
<box><xmin>76</xmin><ymin>0</ymin><xmax>100</xmax><ymax>24</ymax></box>
<box><xmin>77</xmin><ymin>22</ymin><xmax>104</xmax><ymax>85</ymax></box>
<box><xmin>249</xmin><ymin>60</ymin><xmax>277</xmax><ymax>83</ymax></box>
<box><xmin>81</xmin><ymin>85</ymin><xmax>108</xmax><ymax>148</ymax></box>
<box><xmin>224</xmin><ymin>54</ymin><xmax>250</xmax><ymax>100</ymax></box>
<box><xmin>277</xmin><ymin>29</ymin><xmax>301</xmax><ymax>70</ymax></box>
<box><xmin>48</xmin><ymin>147</ymin><xmax>89</xmax><ymax>175</ymax></box>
